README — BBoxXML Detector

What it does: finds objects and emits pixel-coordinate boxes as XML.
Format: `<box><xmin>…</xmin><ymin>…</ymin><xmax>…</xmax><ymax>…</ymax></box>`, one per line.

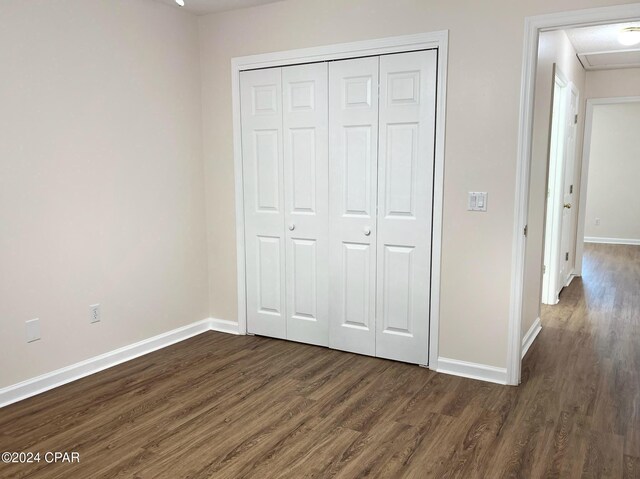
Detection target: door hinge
<box><xmin>569</xmin><ymin>184</ymin><xmax>573</xmax><ymax>194</ymax></box>
<box><xmin>565</xmin><ymin>252</ymin><xmax>569</xmax><ymax>261</ymax></box>
<box><xmin>574</xmin><ymin>114</ymin><xmax>578</xmax><ymax>124</ymax></box>
<box><xmin>523</xmin><ymin>225</ymin><xmax>528</xmax><ymax>237</ymax></box>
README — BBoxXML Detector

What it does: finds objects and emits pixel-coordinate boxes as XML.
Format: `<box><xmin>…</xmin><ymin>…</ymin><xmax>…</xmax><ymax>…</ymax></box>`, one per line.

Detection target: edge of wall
<box><xmin>584</xmin><ymin>236</ymin><xmax>640</xmax><ymax>246</ymax></box>
<box><xmin>436</xmin><ymin>357</ymin><xmax>508</xmax><ymax>385</ymax></box>
<box><xmin>0</xmin><ymin>317</ymin><xmax>240</xmax><ymax>408</ymax></box>
<box><xmin>521</xmin><ymin>317</ymin><xmax>542</xmax><ymax>359</ymax></box>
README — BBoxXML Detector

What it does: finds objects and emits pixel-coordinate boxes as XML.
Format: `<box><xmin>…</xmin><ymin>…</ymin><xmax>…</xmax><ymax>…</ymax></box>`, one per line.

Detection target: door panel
<box><xmin>376</xmin><ymin>50</ymin><xmax>436</xmax><ymax>365</ymax></box>
<box><xmin>283</xmin><ymin>62</ymin><xmax>329</xmax><ymax>346</ymax></box>
<box><xmin>559</xmin><ymin>85</ymin><xmax>578</xmax><ymax>288</ymax></box>
<box><xmin>241</xmin><ymin>68</ymin><xmax>287</xmax><ymax>339</ymax></box>
<box><xmin>328</xmin><ymin>57</ymin><xmax>379</xmax><ymax>357</ymax></box>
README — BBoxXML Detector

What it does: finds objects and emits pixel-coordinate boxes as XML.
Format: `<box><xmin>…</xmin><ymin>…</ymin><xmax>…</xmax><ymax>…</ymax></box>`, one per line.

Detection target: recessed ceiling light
<box><xmin>618</xmin><ymin>27</ymin><xmax>640</xmax><ymax>46</ymax></box>
<box><xmin>175</xmin><ymin>0</ymin><xmax>185</xmax><ymax>6</ymax></box>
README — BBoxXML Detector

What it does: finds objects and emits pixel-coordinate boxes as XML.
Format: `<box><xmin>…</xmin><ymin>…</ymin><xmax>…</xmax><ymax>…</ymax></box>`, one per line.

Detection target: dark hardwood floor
<box><xmin>1</xmin><ymin>243</ymin><xmax>638</xmax><ymax>478</ymax></box>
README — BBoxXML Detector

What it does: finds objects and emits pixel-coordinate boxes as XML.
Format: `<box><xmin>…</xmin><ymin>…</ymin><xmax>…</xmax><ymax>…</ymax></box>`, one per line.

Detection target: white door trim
<box><xmin>575</xmin><ymin>96</ymin><xmax>640</xmax><ymax>274</ymax></box>
<box><xmin>509</xmin><ymin>4</ymin><xmax>640</xmax><ymax>385</ymax></box>
<box><xmin>231</xmin><ymin>31</ymin><xmax>449</xmax><ymax>369</ymax></box>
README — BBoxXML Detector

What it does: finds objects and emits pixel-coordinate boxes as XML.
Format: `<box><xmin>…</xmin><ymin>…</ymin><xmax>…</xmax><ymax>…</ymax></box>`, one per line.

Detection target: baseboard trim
<box><xmin>564</xmin><ymin>272</ymin><xmax>577</xmax><ymax>288</ymax></box>
<box><xmin>584</xmin><ymin>236</ymin><xmax>640</xmax><ymax>246</ymax></box>
<box><xmin>210</xmin><ymin>317</ymin><xmax>241</xmax><ymax>335</ymax></box>
<box><xmin>0</xmin><ymin>317</ymin><xmax>238</xmax><ymax>408</ymax></box>
<box><xmin>436</xmin><ymin>357</ymin><xmax>508</xmax><ymax>385</ymax></box>
<box><xmin>521</xmin><ymin>317</ymin><xmax>542</xmax><ymax>359</ymax></box>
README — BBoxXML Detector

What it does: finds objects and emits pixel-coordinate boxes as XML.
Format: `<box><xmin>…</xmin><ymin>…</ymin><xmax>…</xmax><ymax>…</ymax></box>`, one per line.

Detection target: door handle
<box><xmin>564</xmin><ymin>203</ymin><xmax>572</xmax><ymax>209</ymax></box>
<box><xmin>288</xmin><ymin>223</ymin><xmax>295</xmax><ymax>231</ymax></box>
<box><xmin>363</xmin><ymin>227</ymin><xmax>371</xmax><ymax>236</ymax></box>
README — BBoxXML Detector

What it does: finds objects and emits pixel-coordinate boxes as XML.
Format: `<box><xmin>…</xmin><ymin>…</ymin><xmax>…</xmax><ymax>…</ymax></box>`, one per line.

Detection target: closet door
<box><xmin>240</xmin><ymin>68</ymin><xmax>287</xmax><ymax>339</ymax></box>
<box><xmin>282</xmin><ymin>63</ymin><xmax>329</xmax><ymax>346</ymax></box>
<box><xmin>328</xmin><ymin>57</ymin><xmax>379</xmax><ymax>356</ymax></box>
<box><xmin>375</xmin><ymin>50</ymin><xmax>437</xmax><ymax>365</ymax></box>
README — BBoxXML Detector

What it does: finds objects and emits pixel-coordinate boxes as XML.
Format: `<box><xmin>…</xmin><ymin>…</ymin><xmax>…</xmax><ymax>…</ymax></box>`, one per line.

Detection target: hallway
<box><xmin>532</xmin><ymin>242</ymin><xmax>640</xmax><ymax>476</ymax></box>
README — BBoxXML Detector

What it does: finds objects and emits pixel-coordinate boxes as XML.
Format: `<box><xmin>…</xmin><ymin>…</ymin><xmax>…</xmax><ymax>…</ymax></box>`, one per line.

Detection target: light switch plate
<box><xmin>468</xmin><ymin>192</ymin><xmax>488</xmax><ymax>212</ymax></box>
<box><xmin>26</xmin><ymin>318</ymin><xmax>41</xmax><ymax>343</ymax></box>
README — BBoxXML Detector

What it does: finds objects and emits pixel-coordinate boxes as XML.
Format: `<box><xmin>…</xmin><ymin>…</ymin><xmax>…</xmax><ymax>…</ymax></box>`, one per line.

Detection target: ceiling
<box><xmin>154</xmin><ymin>0</ymin><xmax>284</xmax><ymax>15</ymax></box>
<box><xmin>565</xmin><ymin>22</ymin><xmax>640</xmax><ymax>70</ymax></box>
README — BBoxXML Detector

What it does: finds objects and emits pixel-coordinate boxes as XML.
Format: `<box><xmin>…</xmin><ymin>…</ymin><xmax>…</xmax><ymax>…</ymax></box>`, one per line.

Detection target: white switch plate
<box><xmin>89</xmin><ymin>304</ymin><xmax>101</xmax><ymax>324</ymax></box>
<box><xmin>26</xmin><ymin>318</ymin><xmax>41</xmax><ymax>343</ymax></box>
<box><xmin>468</xmin><ymin>192</ymin><xmax>488</xmax><ymax>212</ymax></box>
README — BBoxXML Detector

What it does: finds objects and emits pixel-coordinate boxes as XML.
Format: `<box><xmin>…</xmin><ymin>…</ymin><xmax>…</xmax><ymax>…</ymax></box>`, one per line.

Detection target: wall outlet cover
<box><xmin>26</xmin><ymin>318</ymin><xmax>41</xmax><ymax>343</ymax></box>
<box><xmin>89</xmin><ymin>304</ymin><xmax>101</xmax><ymax>324</ymax></box>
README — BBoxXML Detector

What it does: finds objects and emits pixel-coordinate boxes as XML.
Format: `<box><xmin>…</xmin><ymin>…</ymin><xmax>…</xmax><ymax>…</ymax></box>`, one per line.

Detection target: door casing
<box><xmin>511</xmin><ymin>4</ymin><xmax>640</xmax><ymax>386</ymax></box>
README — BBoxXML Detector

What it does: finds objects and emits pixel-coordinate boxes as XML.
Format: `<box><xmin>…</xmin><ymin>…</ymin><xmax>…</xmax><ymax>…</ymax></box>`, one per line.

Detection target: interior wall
<box><xmin>584</xmin><ymin>101</ymin><xmax>640</xmax><ymax>242</ymax></box>
<box><xmin>0</xmin><ymin>0</ymin><xmax>208</xmax><ymax>388</ymax></box>
<box><xmin>521</xmin><ymin>30</ymin><xmax>585</xmax><ymax>339</ymax></box>
<box><xmin>585</xmin><ymin>67</ymin><xmax>640</xmax><ymax>98</ymax></box>
<box><xmin>198</xmin><ymin>0</ymin><xmax>630</xmax><ymax>369</ymax></box>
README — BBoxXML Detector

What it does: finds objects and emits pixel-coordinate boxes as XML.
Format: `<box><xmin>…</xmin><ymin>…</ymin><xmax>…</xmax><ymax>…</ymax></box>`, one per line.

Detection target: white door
<box><xmin>282</xmin><ymin>62</ymin><xmax>329</xmax><ymax>346</ymax></box>
<box><xmin>558</xmin><ymin>84</ymin><xmax>578</xmax><ymax>288</ymax></box>
<box><xmin>240</xmin><ymin>68</ymin><xmax>287</xmax><ymax>339</ymax></box>
<box><xmin>375</xmin><ymin>50</ymin><xmax>436</xmax><ymax>365</ymax></box>
<box><xmin>542</xmin><ymin>72</ymin><xmax>568</xmax><ymax>305</ymax></box>
<box><xmin>328</xmin><ymin>57</ymin><xmax>379</xmax><ymax>357</ymax></box>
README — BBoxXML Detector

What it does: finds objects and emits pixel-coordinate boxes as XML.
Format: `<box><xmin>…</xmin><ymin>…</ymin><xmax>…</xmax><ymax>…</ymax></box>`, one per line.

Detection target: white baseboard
<box><xmin>584</xmin><ymin>236</ymin><xmax>640</xmax><ymax>246</ymax></box>
<box><xmin>0</xmin><ymin>317</ymin><xmax>238</xmax><ymax>408</ymax></box>
<box><xmin>436</xmin><ymin>357</ymin><xmax>508</xmax><ymax>385</ymax></box>
<box><xmin>210</xmin><ymin>317</ymin><xmax>240</xmax><ymax>335</ymax></box>
<box><xmin>564</xmin><ymin>272</ymin><xmax>577</xmax><ymax>287</ymax></box>
<box><xmin>521</xmin><ymin>317</ymin><xmax>542</xmax><ymax>359</ymax></box>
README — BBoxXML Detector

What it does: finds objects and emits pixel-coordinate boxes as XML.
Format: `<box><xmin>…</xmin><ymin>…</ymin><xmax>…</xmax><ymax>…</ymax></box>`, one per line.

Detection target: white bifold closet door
<box><xmin>282</xmin><ymin>63</ymin><xmax>329</xmax><ymax>346</ymax></box>
<box><xmin>241</xmin><ymin>67</ymin><xmax>287</xmax><ymax>340</ymax></box>
<box><xmin>328</xmin><ymin>51</ymin><xmax>436</xmax><ymax>365</ymax></box>
<box><xmin>241</xmin><ymin>63</ymin><xmax>329</xmax><ymax>346</ymax></box>
<box><xmin>328</xmin><ymin>57</ymin><xmax>380</xmax><ymax>356</ymax></box>
<box><xmin>375</xmin><ymin>51</ymin><xmax>436</xmax><ymax>365</ymax></box>
<box><xmin>241</xmin><ymin>50</ymin><xmax>436</xmax><ymax>365</ymax></box>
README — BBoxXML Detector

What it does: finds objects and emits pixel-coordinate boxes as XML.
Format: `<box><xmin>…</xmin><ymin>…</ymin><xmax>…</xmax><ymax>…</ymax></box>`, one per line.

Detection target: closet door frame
<box><xmin>231</xmin><ymin>31</ymin><xmax>449</xmax><ymax>370</ymax></box>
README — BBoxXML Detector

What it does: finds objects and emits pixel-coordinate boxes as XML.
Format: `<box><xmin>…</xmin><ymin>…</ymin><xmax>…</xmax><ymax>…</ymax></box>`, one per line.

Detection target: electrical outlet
<box><xmin>26</xmin><ymin>318</ymin><xmax>41</xmax><ymax>343</ymax></box>
<box><xmin>89</xmin><ymin>304</ymin><xmax>101</xmax><ymax>324</ymax></box>
<box><xmin>595</xmin><ymin>218</ymin><xmax>601</xmax><ymax>226</ymax></box>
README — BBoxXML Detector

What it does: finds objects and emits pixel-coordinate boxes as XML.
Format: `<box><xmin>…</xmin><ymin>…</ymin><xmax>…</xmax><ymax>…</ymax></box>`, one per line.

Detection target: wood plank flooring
<box><xmin>0</xmin><ymin>243</ymin><xmax>638</xmax><ymax>478</ymax></box>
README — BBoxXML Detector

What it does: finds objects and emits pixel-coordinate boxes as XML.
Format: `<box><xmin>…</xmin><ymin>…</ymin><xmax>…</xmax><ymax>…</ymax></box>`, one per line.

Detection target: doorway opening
<box><xmin>510</xmin><ymin>4</ymin><xmax>640</xmax><ymax>385</ymax></box>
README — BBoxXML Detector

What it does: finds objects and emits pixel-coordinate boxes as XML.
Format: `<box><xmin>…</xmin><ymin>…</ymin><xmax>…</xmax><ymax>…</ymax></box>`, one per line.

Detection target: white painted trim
<box><xmin>0</xmin><ymin>319</ymin><xmax>211</xmax><ymax>408</ymax></box>
<box><xmin>436</xmin><ymin>358</ymin><xmax>508</xmax><ymax>385</ymax></box>
<box><xmin>209</xmin><ymin>317</ymin><xmax>241</xmax><ymax>334</ymax></box>
<box><xmin>0</xmin><ymin>318</ymin><xmax>241</xmax><ymax>408</ymax></box>
<box><xmin>231</xmin><ymin>31</ymin><xmax>449</xmax><ymax>368</ymax></box>
<box><xmin>509</xmin><ymin>4</ymin><xmax>640</xmax><ymax>386</ymax></box>
<box><xmin>521</xmin><ymin>317</ymin><xmax>542</xmax><ymax>359</ymax></box>
<box><xmin>584</xmin><ymin>236</ymin><xmax>640</xmax><ymax>246</ymax></box>
<box><xmin>575</xmin><ymin>96</ymin><xmax>640</xmax><ymax>274</ymax></box>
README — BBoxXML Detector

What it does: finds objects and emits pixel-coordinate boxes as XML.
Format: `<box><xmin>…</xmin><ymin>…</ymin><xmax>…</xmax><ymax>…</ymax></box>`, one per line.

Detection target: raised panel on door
<box><xmin>240</xmin><ymin>68</ymin><xmax>287</xmax><ymax>339</ymax></box>
<box><xmin>376</xmin><ymin>50</ymin><xmax>437</xmax><ymax>365</ymax></box>
<box><xmin>328</xmin><ymin>57</ymin><xmax>379</xmax><ymax>357</ymax></box>
<box><xmin>282</xmin><ymin>62</ymin><xmax>329</xmax><ymax>346</ymax></box>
